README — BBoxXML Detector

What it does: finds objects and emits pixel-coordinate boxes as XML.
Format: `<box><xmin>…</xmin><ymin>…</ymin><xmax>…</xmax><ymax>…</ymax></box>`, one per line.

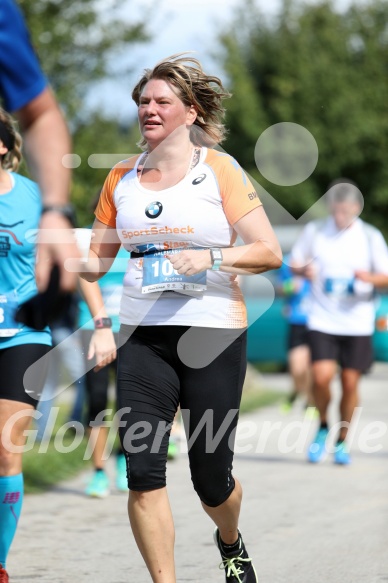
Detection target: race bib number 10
<box><xmin>142</xmin><ymin>250</ymin><xmax>207</xmax><ymax>294</ymax></box>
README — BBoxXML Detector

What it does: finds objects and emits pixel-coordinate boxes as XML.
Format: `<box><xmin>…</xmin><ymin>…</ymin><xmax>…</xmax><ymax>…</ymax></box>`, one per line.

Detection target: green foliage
<box><xmin>17</xmin><ymin>0</ymin><xmax>148</xmax><ymax>216</ymax></box>
<box><xmin>71</xmin><ymin>117</ymin><xmax>141</xmax><ymax>225</ymax></box>
<box><xmin>23</xmin><ymin>405</ymin><xmax>91</xmax><ymax>494</ymax></box>
<box><xmin>219</xmin><ymin>0</ymin><xmax>388</xmax><ymax>233</ymax></box>
<box><xmin>19</xmin><ymin>0</ymin><xmax>148</xmax><ymax>121</ymax></box>
<box><xmin>239</xmin><ymin>388</ymin><xmax>284</xmax><ymax>414</ymax></box>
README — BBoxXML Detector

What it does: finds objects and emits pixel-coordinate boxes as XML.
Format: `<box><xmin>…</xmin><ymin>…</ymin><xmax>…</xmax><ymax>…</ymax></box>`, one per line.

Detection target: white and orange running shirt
<box><xmin>95</xmin><ymin>147</ymin><xmax>261</xmax><ymax>328</ymax></box>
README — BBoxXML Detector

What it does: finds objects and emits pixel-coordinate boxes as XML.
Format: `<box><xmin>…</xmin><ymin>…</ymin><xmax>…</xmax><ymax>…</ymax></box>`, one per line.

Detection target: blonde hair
<box><xmin>0</xmin><ymin>107</ymin><xmax>22</xmax><ymax>172</ymax></box>
<box><xmin>132</xmin><ymin>53</ymin><xmax>231</xmax><ymax>149</ymax></box>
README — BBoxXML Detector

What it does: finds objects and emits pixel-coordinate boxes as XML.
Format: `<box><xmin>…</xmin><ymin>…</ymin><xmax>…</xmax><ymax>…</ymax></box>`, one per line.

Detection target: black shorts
<box><xmin>308</xmin><ymin>330</ymin><xmax>373</xmax><ymax>372</ymax></box>
<box><xmin>288</xmin><ymin>324</ymin><xmax>309</xmax><ymax>350</ymax></box>
<box><xmin>0</xmin><ymin>343</ymin><xmax>50</xmax><ymax>407</ymax></box>
<box><xmin>117</xmin><ymin>325</ymin><xmax>247</xmax><ymax>507</ymax></box>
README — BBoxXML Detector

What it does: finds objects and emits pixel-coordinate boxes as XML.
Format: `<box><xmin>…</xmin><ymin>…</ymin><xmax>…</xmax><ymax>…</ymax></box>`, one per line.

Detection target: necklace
<box><xmin>137</xmin><ymin>146</ymin><xmax>201</xmax><ymax>184</ymax></box>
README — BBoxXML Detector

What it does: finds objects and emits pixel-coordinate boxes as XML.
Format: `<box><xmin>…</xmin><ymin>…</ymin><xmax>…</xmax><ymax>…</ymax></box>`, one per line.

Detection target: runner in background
<box><xmin>291</xmin><ymin>181</ymin><xmax>388</xmax><ymax>465</ymax></box>
<box><xmin>0</xmin><ymin>108</ymin><xmax>51</xmax><ymax>583</ymax></box>
<box><xmin>78</xmin><ymin>245</ymin><xmax>127</xmax><ymax>497</ymax></box>
<box><xmin>276</xmin><ymin>254</ymin><xmax>314</xmax><ymax>413</ymax></box>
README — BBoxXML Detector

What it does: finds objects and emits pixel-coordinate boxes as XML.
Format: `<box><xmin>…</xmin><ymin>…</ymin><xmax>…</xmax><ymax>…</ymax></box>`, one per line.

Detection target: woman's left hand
<box><xmin>167</xmin><ymin>249</ymin><xmax>212</xmax><ymax>276</ymax></box>
<box><xmin>88</xmin><ymin>328</ymin><xmax>117</xmax><ymax>371</ymax></box>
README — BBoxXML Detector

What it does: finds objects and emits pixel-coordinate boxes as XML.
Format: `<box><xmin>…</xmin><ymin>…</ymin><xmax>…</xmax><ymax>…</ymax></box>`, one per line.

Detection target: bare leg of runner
<box><xmin>288</xmin><ymin>345</ymin><xmax>313</xmax><ymax>405</ymax></box>
<box><xmin>0</xmin><ymin>400</ymin><xmax>34</xmax><ymax>475</ymax></box>
<box><xmin>311</xmin><ymin>360</ymin><xmax>337</xmax><ymax>423</ymax></box>
<box><xmin>339</xmin><ymin>368</ymin><xmax>361</xmax><ymax>442</ymax></box>
<box><xmin>201</xmin><ymin>477</ymin><xmax>242</xmax><ymax>544</ymax></box>
<box><xmin>0</xmin><ymin>400</ymin><xmax>34</xmax><ymax>578</ymax></box>
<box><xmin>128</xmin><ymin>488</ymin><xmax>176</xmax><ymax>583</ymax></box>
<box><xmin>89</xmin><ymin>426</ymin><xmax>109</xmax><ymax>468</ymax></box>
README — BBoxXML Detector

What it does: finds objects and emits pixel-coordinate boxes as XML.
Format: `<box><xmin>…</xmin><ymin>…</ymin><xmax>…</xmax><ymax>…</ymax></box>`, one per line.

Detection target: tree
<box><xmin>71</xmin><ymin>118</ymin><xmax>141</xmax><ymax>226</ymax></box>
<box><xmin>17</xmin><ymin>0</ymin><xmax>148</xmax><ymax>221</ymax></box>
<box><xmin>19</xmin><ymin>0</ymin><xmax>148</xmax><ymax>121</ymax></box>
<box><xmin>219</xmin><ymin>0</ymin><xmax>388</xmax><ymax>234</ymax></box>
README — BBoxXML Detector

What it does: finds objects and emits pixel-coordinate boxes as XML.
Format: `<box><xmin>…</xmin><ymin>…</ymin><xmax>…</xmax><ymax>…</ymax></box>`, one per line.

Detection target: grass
<box><xmin>23</xmin><ymin>379</ymin><xmax>283</xmax><ymax>494</ymax></box>
<box><xmin>239</xmin><ymin>388</ymin><xmax>284</xmax><ymax>415</ymax></box>
<box><xmin>23</xmin><ymin>436</ymin><xmax>90</xmax><ymax>494</ymax></box>
<box><xmin>23</xmin><ymin>408</ymin><xmax>91</xmax><ymax>494</ymax></box>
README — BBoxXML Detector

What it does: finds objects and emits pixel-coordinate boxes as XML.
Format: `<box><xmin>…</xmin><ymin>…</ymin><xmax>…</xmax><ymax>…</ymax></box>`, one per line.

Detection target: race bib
<box><xmin>142</xmin><ymin>250</ymin><xmax>207</xmax><ymax>295</ymax></box>
<box><xmin>324</xmin><ymin>277</ymin><xmax>354</xmax><ymax>297</ymax></box>
<box><xmin>0</xmin><ymin>291</ymin><xmax>21</xmax><ymax>337</ymax></box>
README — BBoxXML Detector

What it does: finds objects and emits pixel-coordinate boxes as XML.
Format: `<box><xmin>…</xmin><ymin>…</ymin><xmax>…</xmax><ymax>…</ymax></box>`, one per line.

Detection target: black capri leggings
<box><xmin>117</xmin><ymin>325</ymin><xmax>247</xmax><ymax>507</ymax></box>
<box><xmin>80</xmin><ymin>330</ymin><xmax>119</xmax><ymax>425</ymax></box>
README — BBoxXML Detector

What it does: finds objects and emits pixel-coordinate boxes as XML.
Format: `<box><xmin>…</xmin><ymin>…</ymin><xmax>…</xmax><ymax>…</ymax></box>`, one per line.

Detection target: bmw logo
<box><xmin>145</xmin><ymin>201</ymin><xmax>163</xmax><ymax>219</ymax></box>
<box><xmin>192</xmin><ymin>173</ymin><xmax>206</xmax><ymax>185</ymax></box>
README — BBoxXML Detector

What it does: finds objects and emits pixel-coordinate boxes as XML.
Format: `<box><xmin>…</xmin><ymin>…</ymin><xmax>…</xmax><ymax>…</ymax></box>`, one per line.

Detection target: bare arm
<box><xmin>16</xmin><ymin>87</ymin><xmax>71</xmax><ymax>206</ymax></box>
<box><xmin>355</xmin><ymin>271</ymin><xmax>388</xmax><ymax>288</ymax></box>
<box><xmin>78</xmin><ymin>219</ymin><xmax>121</xmax><ymax>282</ymax></box>
<box><xmin>78</xmin><ymin>278</ymin><xmax>117</xmax><ymax>371</ymax></box>
<box><xmin>220</xmin><ymin>205</ymin><xmax>283</xmax><ymax>274</ymax></box>
<box><xmin>168</xmin><ymin>205</ymin><xmax>282</xmax><ymax>276</ymax></box>
<box><xmin>15</xmin><ymin>88</ymin><xmax>81</xmax><ymax>292</ymax></box>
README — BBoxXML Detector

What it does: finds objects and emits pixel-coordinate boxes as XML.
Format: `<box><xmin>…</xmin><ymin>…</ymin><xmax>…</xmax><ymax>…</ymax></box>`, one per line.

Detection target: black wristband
<box><xmin>42</xmin><ymin>204</ymin><xmax>77</xmax><ymax>227</ymax></box>
<box><xmin>94</xmin><ymin>317</ymin><xmax>112</xmax><ymax>329</ymax></box>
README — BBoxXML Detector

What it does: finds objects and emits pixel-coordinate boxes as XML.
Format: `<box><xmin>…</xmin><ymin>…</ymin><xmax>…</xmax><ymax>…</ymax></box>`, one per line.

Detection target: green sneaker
<box><xmin>85</xmin><ymin>470</ymin><xmax>110</xmax><ymax>498</ymax></box>
<box><xmin>167</xmin><ymin>437</ymin><xmax>178</xmax><ymax>460</ymax></box>
<box><xmin>116</xmin><ymin>454</ymin><xmax>128</xmax><ymax>492</ymax></box>
<box><xmin>280</xmin><ymin>401</ymin><xmax>293</xmax><ymax>414</ymax></box>
<box><xmin>214</xmin><ymin>528</ymin><xmax>258</xmax><ymax>583</ymax></box>
<box><xmin>280</xmin><ymin>391</ymin><xmax>298</xmax><ymax>414</ymax></box>
<box><xmin>305</xmin><ymin>406</ymin><xmax>319</xmax><ymax>421</ymax></box>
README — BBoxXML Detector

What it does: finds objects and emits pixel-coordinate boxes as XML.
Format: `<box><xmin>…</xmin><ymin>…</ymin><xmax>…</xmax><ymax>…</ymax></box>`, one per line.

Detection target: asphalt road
<box><xmin>8</xmin><ymin>364</ymin><xmax>388</xmax><ymax>582</ymax></box>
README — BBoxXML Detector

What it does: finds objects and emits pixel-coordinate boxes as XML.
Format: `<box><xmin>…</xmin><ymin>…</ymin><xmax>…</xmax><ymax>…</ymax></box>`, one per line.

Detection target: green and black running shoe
<box><xmin>214</xmin><ymin>528</ymin><xmax>258</xmax><ymax>583</ymax></box>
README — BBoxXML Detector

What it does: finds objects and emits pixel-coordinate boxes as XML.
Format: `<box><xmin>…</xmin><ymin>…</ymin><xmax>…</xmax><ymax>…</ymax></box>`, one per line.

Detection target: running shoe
<box><xmin>214</xmin><ymin>528</ymin><xmax>258</xmax><ymax>583</ymax></box>
<box><xmin>85</xmin><ymin>470</ymin><xmax>110</xmax><ymax>498</ymax></box>
<box><xmin>280</xmin><ymin>401</ymin><xmax>293</xmax><ymax>414</ymax></box>
<box><xmin>334</xmin><ymin>441</ymin><xmax>351</xmax><ymax>465</ymax></box>
<box><xmin>0</xmin><ymin>564</ymin><xmax>9</xmax><ymax>583</ymax></box>
<box><xmin>307</xmin><ymin>427</ymin><xmax>329</xmax><ymax>463</ymax></box>
<box><xmin>280</xmin><ymin>390</ymin><xmax>298</xmax><ymax>414</ymax></box>
<box><xmin>304</xmin><ymin>406</ymin><xmax>319</xmax><ymax>421</ymax></box>
<box><xmin>167</xmin><ymin>437</ymin><xmax>178</xmax><ymax>460</ymax></box>
<box><xmin>116</xmin><ymin>454</ymin><xmax>128</xmax><ymax>492</ymax></box>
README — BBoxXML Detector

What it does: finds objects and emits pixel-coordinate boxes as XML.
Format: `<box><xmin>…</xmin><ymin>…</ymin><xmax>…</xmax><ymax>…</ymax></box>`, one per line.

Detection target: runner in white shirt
<box><xmin>291</xmin><ymin>181</ymin><xmax>388</xmax><ymax>464</ymax></box>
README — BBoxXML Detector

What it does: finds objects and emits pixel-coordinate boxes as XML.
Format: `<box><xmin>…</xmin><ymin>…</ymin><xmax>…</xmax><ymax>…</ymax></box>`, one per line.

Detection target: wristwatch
<box><xmin>210</xmin><ymin>248</ymin><xmax>223</xmax><ymax>271</ymax></box>
<box><xmin>42</xmin><ymin>204</ymin><xmax>77</xmax><ymax>227</ymax></box>
<box><xmin>94</xmin><ymin>317</ymin><xmax>112</xmax><ymax>329</ymax></box>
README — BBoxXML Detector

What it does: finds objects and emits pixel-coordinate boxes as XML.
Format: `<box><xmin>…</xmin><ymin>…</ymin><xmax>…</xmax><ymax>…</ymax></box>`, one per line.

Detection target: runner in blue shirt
<box><xmin>0</xmin><ymin>107</ymin><xmax>51</xmax><ymax>583</ymax></box>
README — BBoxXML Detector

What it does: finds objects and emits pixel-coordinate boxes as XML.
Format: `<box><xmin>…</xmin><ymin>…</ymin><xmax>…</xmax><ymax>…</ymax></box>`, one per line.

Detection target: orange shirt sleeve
<box><xmin>94</xmin><ymin>157</ymin><xmax>140</xmax><ymax>227</ymax></box>
<box><xmin>205</xmin><ymin>150</ymin><xmax>262</xmax><ymax>225</ymax></box>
